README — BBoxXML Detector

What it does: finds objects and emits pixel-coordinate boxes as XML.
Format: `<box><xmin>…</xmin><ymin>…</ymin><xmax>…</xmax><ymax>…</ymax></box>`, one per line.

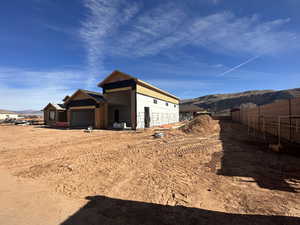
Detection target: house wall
<box><xmin>58</xmin><ymin>111</ymin><xmax>67</xmax><ymax>122</ymax></box>
<box><xmin>136</xmin><ymin>84</ymin><xmax>179</xmax><ymax>104</ymax></box>
<box><xmin>95</xmin><ymin>104</ymin><xmax>107</xmax><ymax>129</ymax></box>
<box><xmin>43</xmin><ymin>105</ymin><xmax>58</xmax><ymax>126</ymax></box>
<box><xmin>108</xmin><ymin>105</ymin><xmax>131</xmax><ymax>127</ymax></box>
<box><xmin>136</xmin><ymin>93</ymin><xmax>179</xmax><ymax>129</ymax></box>
<box><xmin>44</xmin><ymin>110</ymin><xmax>49</xmax><ymax>123</ymax></box>
<box><xmin>100</xmin><ymin>74</ymin><xmax>180</xmax><ymax>129</ymax></box>
<box><xmin>66</xmin><ymin>90</ymin><xmax>106</xmax><ymax>129</ymax></box>
<box><xmin>104</xmin><ymin>90</ymin><xmax>133</xmax><ymax>128</ymax></box>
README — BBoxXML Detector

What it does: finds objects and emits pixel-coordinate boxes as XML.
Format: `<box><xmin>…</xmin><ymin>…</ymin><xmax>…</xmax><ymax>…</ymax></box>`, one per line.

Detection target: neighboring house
<box><xmin>43</xmin><ymin>70</ymin><xmax>180</xmax><ymax>129</ymax></box>
<box><xmin>0</xmin><ymin>111</ymin><xmax>19</xmax><ymax>120</ymax></box>
<box><xmin>43</xmin><ymin>103</ymin><xmax>67</xmax><ymax>126</ymax></box>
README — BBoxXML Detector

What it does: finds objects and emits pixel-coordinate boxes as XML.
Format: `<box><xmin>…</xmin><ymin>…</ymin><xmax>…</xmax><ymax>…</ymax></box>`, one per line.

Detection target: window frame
<box><xmin>49</xmin><ymin>110</ymin><xmax>56</xmax><ymax>121</ymax></box>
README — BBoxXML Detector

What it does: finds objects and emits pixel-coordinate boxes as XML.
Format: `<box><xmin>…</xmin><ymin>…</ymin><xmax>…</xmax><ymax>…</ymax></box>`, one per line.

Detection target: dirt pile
<box><xmin>181</xmin><ymin>115</ymin><xmax>220</xmax><ymax>136</ymax></box>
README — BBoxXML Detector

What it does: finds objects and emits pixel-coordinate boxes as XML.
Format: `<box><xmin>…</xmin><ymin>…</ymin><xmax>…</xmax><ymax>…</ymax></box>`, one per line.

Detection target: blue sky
<box><xmin>1</xmin><ymin>0</ymin><xmax>300</xmax><ymax>110</ymax></box>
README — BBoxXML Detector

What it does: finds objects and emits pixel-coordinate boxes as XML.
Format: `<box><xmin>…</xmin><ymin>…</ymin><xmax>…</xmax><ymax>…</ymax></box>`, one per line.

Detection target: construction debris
<box><xmin>153</xmin><ymin>132</ymin><xmax>164</xmax><ymax>138</ymax></box>
<box><xmin>84</xmin><ymin>126</ymin><xmax>93</xmax><ymax>133</ymax></box>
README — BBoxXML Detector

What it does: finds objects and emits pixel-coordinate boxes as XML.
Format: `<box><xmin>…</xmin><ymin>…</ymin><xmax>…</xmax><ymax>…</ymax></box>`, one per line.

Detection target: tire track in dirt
<box><xmin>1</xmin><ymin>122</ymin><xmax>300</xmax><ymax>217</ymax></box>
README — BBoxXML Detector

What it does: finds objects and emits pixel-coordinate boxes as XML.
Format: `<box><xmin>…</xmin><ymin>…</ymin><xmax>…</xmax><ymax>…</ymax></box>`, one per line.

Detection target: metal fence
<box><xmin>136</xmin><ymin>112</ymin><xmax>178</xmax><ymax>128</ymax></box>
<box><xmin>231</xmin><ymin>98</ymin><xmax>300</xmax><ymax>144</ymax></box>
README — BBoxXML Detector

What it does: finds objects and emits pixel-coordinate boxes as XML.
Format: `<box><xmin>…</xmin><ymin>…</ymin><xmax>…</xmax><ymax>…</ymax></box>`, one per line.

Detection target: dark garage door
<box><xmin>71</xmin><ymin>109</ymin><xmax>95</xmax><ymax>127</ymax></box>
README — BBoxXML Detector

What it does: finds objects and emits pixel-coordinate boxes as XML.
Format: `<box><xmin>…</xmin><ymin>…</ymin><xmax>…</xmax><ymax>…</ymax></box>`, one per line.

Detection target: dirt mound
<box><xmin>181</xmin><ymin>115</ymin><xmax>220</xmax><ymax>135</ymax></box>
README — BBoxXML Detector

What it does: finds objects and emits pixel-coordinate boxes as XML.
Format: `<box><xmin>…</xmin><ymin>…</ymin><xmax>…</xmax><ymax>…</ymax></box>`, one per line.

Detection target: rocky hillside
<box><xmin>180</xmin><ymin>88</ymin><xmax>300</xmax><ymax>114</ymax></box>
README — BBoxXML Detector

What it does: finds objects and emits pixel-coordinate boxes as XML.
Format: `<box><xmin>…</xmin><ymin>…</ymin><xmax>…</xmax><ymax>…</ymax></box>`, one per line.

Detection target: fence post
<box><xmin>258</xmin><ymin>106</ymin><xmax>261</xmax><ymax>132</ymax></box>
<box><xmin>278</xmin><ymin>117</ymin><xmax>281</xmax><ymax>145</ymax></box>
<box><xmin>263</xmin><ymin>116</ymin><xmax>266</xmax><ymax>140</ymax></box>
<box><xmin>289</xmin><ymin>99</ymin><xmax>292</xmax><ymax>141</ymax></box>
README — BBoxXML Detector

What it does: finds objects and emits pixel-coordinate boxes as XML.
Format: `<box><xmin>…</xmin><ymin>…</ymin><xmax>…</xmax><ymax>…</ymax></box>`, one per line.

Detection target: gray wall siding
<box><xmin>136</xmin><ymin>93</ymin><xmax>179</xmax><ymax>129</ymax></box>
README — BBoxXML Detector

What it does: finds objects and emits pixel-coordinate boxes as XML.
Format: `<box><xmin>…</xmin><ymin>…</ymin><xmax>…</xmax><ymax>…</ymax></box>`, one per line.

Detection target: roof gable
<box><xmin>65</xmin><ymin>89</ymin><xmax>105</xmax><ymax>104</ymax></box>
<box><xmin>98</xmin><ymin>70</ymin><xmax>180</xmax><ymax>100</ymax></box>
<box><xmin>98</xmin><ymin>70</ymin><xmax>136</xmax><ymax>87</ymax></box>
<box><xmin>43</xmin><ymin>103</ymin><xmax>65</xmax><ymax>111</ymax></box>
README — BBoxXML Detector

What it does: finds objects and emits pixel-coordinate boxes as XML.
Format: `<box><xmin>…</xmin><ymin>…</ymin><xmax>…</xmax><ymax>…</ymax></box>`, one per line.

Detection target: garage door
<box><xmin>70</xmin><ymin>109</ymin><xmax>95</xmax><ymax>127</ymax></box>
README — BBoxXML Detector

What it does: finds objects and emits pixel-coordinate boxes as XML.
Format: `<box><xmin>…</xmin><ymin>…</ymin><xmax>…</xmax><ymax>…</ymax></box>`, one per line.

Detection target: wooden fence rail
<box><xmin>231</xmin><ymin>98</ymin><xmax>300</xmax><ymax>144</ymax></box>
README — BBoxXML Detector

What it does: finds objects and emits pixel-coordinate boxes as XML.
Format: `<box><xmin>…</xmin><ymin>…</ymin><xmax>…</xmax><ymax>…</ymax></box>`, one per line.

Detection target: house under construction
<box><xmin>43</xmin><ymin>70</ymin><xmax>180</xmax><ymax>129</ymax></box>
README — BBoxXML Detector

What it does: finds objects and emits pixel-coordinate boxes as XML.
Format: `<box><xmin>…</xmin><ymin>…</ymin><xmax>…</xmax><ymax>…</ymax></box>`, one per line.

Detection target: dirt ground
<box><xmin>0</xmin><ymin>117</ymin><xmax>300</xmax><ymax>225</ymax></box>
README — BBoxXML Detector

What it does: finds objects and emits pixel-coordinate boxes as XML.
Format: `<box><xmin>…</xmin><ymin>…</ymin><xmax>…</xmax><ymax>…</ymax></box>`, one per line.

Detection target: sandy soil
<box><xmin>0</xmin><ymin>169</ymin><xmax>83</xmax><ymax>225</ymax></box>
<box><xmin>0</xmin><ymin>118</ymin><xmax>300</xmax><ymax>225</ymax></box>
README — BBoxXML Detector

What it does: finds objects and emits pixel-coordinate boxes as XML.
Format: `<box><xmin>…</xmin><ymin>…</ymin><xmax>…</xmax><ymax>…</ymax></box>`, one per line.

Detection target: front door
<box><xmin>114</xmin><ymin>109</ymin><xmax>119</xmax><ymax>123</ymax></box>
<box><xmin>144</xmin><ymin>107</ymin><xmax>150</xmax><ymax>128</ymax></box>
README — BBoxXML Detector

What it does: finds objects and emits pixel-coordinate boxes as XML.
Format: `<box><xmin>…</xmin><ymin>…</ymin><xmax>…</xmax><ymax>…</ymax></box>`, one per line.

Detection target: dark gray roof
<box><xmin>80</xmin><ymin>89</ymin><xmax>106</xmax><ymax>102</ymax></box>
<box><xmin>43</xmin><ymin>103</ymin><xmax>66</xmax><ymax>111</ymax></box>
<box><xmin>57</xmin><ymin>103</ymin><xmax>66</xmax><ymax>109</ymax></box>
<box><xmin>63</xmin><ymin>95</ymin><xmax>70</xmax><ymax>102</ymax></box>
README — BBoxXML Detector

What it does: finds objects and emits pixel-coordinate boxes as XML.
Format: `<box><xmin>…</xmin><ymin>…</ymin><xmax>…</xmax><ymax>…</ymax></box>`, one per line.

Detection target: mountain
<box><xmin>13</xmin><ymin>110</ymin><xmax>43</xmax><ymax>115</ymax></box>
<box><xmin>0</xmin><ymin>109</ymin><xmax>42</xmax><ymax>115</ymax></box>
<box><xmin>180</xmin><ymin>88</ymin><xmax>300</xmax><ymax>115</ymax></box>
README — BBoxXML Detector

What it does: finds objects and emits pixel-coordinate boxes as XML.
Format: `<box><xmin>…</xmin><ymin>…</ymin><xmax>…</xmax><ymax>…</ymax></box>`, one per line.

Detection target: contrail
<box><xmin>217</xmin><ymin>55</ymin><xmax>260</xmax><ymax>77</ymax></box>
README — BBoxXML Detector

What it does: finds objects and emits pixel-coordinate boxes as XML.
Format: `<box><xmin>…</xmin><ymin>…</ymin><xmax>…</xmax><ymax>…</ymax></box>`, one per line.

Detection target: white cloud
<box><xmin>5</xmin><ymin>1</ymin><xmax>299</xmax><ymax>110</ymax></box>
<box><xmin>0</xmin><ymin>86</ymin><xmax>68</xmax><ymax>111</ymax></box>
<box><xmin>80</xmin><ymin>1</ymin><xmax>299</xmax><ymax>60</ymax></box>
<box><xmin>211</xmin><ymin>0</ymin><xmax>221</xmax><ymax>5</ymax></box>
<box><xmin>0</xmin><ymin>68</ymin><xmax>90</xmax><ymax>110</ymax></box>
<box><xmin>0</xmin><ymin>66</ymin><xmax>216</xmax><ymax>109</ymax></box>
<box><xmin>80</xmin><ymin>0</ymin><xmax>139</xmax><ymax>87</ymax></box>
<box><xmin>188</xmin><ymin>13</ymin><xmax>296</xmax><ymax>55</ymax></box>
<box><xmin>119</xmin><ymin>12</ymin><xmax>297</xmax><ymax>56</ymax></box>
<box><xmin>77</xmin><ymin>1</ymin><xmax>300</xmax><ymax>99</ymax></box>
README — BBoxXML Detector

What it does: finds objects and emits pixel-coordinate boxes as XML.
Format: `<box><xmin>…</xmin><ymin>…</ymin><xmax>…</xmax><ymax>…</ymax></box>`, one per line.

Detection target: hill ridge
<box><xmin>180</xmin><ymin>88</ymin><xmax>300</xmax><ymax>114</ymax></box>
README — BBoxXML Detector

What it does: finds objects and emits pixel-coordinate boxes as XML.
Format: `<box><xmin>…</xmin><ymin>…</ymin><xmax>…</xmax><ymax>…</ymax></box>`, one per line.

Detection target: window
<box><xmin>153</xmin><ymin>99</ymin><xmax>157</xmax><ymax>104</ymax></box>
<box><xmin>49</xmin><ymin>111</ymin><xmax>56</xmax><ymax>121</ymax></box>
<box><xmin>165</xmin><ymin>102</ymin><xmax>169</xmax><ymax>106</ymax></box>
<box><xmin>174</xmin><ymin>104</ymin><xmax>176</xmax><ymax>108</ymax></box>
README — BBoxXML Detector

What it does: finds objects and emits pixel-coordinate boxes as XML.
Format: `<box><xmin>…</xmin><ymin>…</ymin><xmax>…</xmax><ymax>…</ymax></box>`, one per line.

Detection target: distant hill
<box><xmin>13</xmin><ymin>110</ymin><xmax>43</xmax><ymax>115</ymax></box>
<box><xmin>0</xmin><ymin>109</ymin><xmax>16</xmax><ymax>114</ymax></box>
<box><xmin>180</xmin><ymin>88</ymin><xmax>300</xmax><ymax>115</ymax></box>
<box><xmin>0</xmin><ymin>109</ymin><xmax>42</xmax><ymax>116</ymax></box>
